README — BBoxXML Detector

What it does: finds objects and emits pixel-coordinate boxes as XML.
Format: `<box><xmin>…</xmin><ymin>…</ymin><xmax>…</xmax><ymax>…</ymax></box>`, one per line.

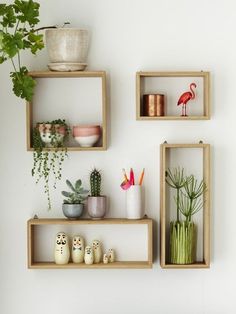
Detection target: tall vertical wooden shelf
<box><xmin>160</xmin><ymin>143</ymin><xmax>211</xmax><ymax>269</ymax></box>
<box><xmin>136</xmin><ymin>71</ymin><xmax>211</xmax><ymax>120</ymax></box>
<box><xmin>27</xmin><ymin>218</ymin><xmax>153</xmax><ymax>269</ymax></box>
<box><xmin>26</xmin><ymin>71</ymin><xmax>107</xmax><ymax>151</ymax></box>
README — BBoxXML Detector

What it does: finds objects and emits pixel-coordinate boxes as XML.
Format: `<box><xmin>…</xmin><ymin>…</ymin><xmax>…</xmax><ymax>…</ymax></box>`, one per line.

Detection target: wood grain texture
<box><xmin>160</xmin><ymin>143</ymin><xmax>211</xmax><ymax>269</ymax></box>
<box><xmin>136</xmin><ymin>71</ymin><xmax>211</xmax><ymax>120</ymax></box>
<box><xmin>27</xmin><ymin>218</ymin><xmax>153</xmax><ymax>269</ymax></box>
<box><xmin>26</xmin><ymin>71</ymin><xmax>107</xmax><ymax>151</ymax></box>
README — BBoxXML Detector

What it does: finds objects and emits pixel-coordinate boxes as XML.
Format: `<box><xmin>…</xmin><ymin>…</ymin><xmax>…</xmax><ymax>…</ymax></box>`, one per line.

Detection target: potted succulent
<box><xmin>32</xmin><ymin>119</ymin><xmax>69</xmax><ymax>210</ymax></box>
<box><xmin>0</xmin><ymin>0</ymin><xmax>56</xmax><ymax>101</ymax></box>
<box><xmin>166</xmin><ymin>168</ymin><xmax>206</xmax><ymax>264</ymax></box>
<box><xmin>87</xmin><ymin>168</ymin><xmax>106</xmax><ymax>219</ymax></box>
<box><xmin>61</xmin><ymin>179</ymin><xmax>89</xmax><ymax>219</ymax></box>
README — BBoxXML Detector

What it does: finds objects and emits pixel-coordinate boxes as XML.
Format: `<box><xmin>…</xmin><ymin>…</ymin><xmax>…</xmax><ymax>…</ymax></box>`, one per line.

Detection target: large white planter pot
<box><xmin>45</xmin><ymin>28</ymin><xmax>89</xmax><ymax>71</ymax></box>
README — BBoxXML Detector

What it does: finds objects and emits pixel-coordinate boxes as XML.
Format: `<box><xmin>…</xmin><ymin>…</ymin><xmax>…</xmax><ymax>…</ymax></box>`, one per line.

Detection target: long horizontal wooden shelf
<box><xmin>27</xmin><ymin>217</ymin><xmax>153</xmax><ymax>269</ymax></box>
<box><xmin>28</xmin><ymin>218</ymin><xmax>152</xmax><ymax>225</ymax></box>
<box><xmin>137</xmin><ymin>71</ymin><xmax>209</xmax><ymax>77</ymax></box>
<box><xmin>27</xmin><ymin>146</ymin><xmax>106</xmax><ymax>152</ymax></box>
<box><xmin>28</xmin><ymin>71</ymin><xmax>106</xmax><ymax>78</ymax></box>
<box><xmin>29</xmin><ymin>261</ymin><xmax>152</xmax><ymax>269</ymax></box>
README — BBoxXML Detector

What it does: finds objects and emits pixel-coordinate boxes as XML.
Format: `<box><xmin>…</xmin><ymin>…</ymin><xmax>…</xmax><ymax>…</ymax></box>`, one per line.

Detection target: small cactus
<box><xmin>90</xmin><ymin>168</ymin><xmax>102</xmax><ymax>196</ymax></box>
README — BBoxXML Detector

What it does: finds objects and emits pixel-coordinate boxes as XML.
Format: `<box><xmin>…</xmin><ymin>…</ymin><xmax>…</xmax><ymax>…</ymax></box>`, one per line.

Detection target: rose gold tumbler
<box><xmin>143</xmin><ymin>94</ymin><xmax>165</xmax><ymax>116</ymax></box>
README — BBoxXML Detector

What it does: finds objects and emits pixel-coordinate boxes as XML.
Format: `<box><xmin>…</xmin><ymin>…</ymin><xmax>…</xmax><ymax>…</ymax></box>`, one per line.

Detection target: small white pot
<box><xmin>45</xmin><ymin>28</ymin><xmax>89</xmax><ymax>70</ymax></box>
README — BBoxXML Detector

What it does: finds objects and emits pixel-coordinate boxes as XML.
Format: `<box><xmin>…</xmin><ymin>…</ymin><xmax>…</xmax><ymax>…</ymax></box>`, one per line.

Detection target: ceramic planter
<box><xmin>45</xmin><ymin>28</ymin><xmax>89</xmax><ymax>71</ymax></box>
<box><xmin>126</xmin><ymin>185</ymin><xmax>145</xmax><ymax>219</ymax></box>
<box><xmin>87</xmin><ymin>196</ymin><xmax>106</xmax><ymax>219</ymax></box>
<box><xmin>62</xmin><ymin>204</ymin><xmax>84</xmax><ymax>219</ymax></box>
<box><xmin>38</xmin><ymin>123</ymin><xmax>66</xmax><ymax>148</ymax></box>
<box><xmin>73</xmin><ymin>125</ymin><xmax>101</xmax><ymax>147</ymax></box>
<box><xmin>170</xmin><ymin>221</ymin><xmax>196</xmax><ymax>264</ymax></box>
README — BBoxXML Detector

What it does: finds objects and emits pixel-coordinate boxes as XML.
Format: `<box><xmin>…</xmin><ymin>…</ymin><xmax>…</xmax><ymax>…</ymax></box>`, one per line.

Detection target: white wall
<box><xmin>1</xmin><ymin>0</ymin><xmax>236</xmax><ymax>313</ymax></box>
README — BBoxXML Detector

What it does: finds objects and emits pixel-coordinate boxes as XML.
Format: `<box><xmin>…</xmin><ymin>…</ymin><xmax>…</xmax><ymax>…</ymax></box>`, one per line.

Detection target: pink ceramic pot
<box><xmin>87</xmin><ymin>196</ymin><xmax>106</xmax><ymax>219</ymax></box>
<box><xmin>73</xmin><ymin>125</ymin><xmax>101</xmax><ymax>147</ymax></box>
<box><xmin>38</xmin><ymin>123</ymin><xmax>66</xmax><ymax>147</ymax></box>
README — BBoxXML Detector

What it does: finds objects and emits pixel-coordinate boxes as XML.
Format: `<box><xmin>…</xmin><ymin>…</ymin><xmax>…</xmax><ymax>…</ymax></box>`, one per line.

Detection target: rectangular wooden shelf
<box><xmin>160</xmin><ymin>143</ymin><xmax>211</xmax><ymax>269</ymax></box>
<box><xmin>26</xmin><ymin>71</ymin><xmax>107</xmax><ymax>151</ymax></box>
<box><xmin>27</xmin><ymin>218</ymin><xmax>153</xmax><ymax>269</ymax></box>
<box><xmin>136</xmin><ymin>71</ymin><xmax>210</xmax><ymax>120</ymax></box>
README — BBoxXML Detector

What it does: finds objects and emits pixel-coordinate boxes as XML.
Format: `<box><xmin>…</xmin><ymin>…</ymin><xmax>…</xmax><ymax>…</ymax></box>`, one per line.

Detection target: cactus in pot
<box><xmin>88</xmin><ymin>168</ymin><xmax>106</xmax><ymax>219</ymax></box>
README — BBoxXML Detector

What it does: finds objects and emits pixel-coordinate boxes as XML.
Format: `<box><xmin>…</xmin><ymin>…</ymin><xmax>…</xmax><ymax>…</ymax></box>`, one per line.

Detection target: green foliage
<box><xmin>90</xmin><ymin>168</ymin><xmax>102</xmax><ymax>197</ymax></box>
<box><xmin>32</xmin><ymin>120</ymin><xmax>69</xmax><ymax>210</ymax></box>
<box><xmin>62</xmin><ymin>179</ymin><xmax>89</xmax><ymax>204</ymax></box>
<box><xmin>0</xmin><ymin>0</ymin><xmax>44</xmax><ymax>101</ymax></box>
<box><xmin>166</xmin><ymin>167</ymin><xmax>206</xmax><ymax>222</ymax></box>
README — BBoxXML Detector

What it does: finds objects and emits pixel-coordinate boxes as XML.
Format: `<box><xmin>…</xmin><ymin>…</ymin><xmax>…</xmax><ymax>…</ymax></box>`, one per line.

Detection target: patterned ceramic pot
<box><xmin>38</xmin><ymin>123</ymin><xmax>66</xmax><ymax>147</ymax></box>
<box><xmin>73</xmin><ymin>125</ymin><xmax>101</xmax><ymax>147</ymax></box>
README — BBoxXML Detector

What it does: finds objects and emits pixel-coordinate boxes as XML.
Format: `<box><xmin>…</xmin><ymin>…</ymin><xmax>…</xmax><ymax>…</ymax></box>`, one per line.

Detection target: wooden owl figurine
<box><xmin>92</xmin><ymin>240</ymin><xmax>102</xmax><ymax>263</ymax></box>
<box><xmin>54</xmin><ymin>232</ymin><xmax>70</xmax><ymax>265</ymax></box>
<box><xmin>72</xmin><ymin>235</ymin><xmax>85</xmax><ymax>263</ymax></box>
<box><xmin>103</xmin><ymin>253</ymin><xmax>109</xmax><ymax>264</ymax></box>
<box><xmin>84</xmin><ymin>246</ymin><xmax>94</xmax><ymax>265</ymax></box>
<box><xmin>108</xmin><ymin>248</ymin><xmax>115</xmax><ymax>263</ymax></box>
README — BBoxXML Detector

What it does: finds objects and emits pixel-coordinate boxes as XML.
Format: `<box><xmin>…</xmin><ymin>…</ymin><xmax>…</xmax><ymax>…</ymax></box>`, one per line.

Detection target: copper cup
<box><xmin>143</xmin><ymin>94</ymin><xmax>165</xmax><ymax>116</ymax></box>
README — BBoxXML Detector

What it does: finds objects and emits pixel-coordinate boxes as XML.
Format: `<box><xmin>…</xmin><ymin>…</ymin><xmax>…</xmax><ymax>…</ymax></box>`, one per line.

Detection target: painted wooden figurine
<box><xmin>54</xmin><ymin>232</ymin><xmax>70</xmax><ymax>265</ymax></box>
<box><xmin>84</xmin><ymin>246</ymin><xmax>94</xmax><ymax>265</ymax></box>
<box><xmin>108</xmin><ymin>248</ymin><xmax>115</xmax><ymax>263</ymax></box>
<box><xmin>103</xmin><ymin>253</ymin><xmax>109</xmax><ymax>264</ymax></box>
<box><xmin>72</xmin><ymin>235</ymin><xmax>85</xmax><ymax>263</ymax></box>
<box><xmin>92</xmin><ymin>240</ymin><xmax>102</xmax><ymax>263</ymax></box>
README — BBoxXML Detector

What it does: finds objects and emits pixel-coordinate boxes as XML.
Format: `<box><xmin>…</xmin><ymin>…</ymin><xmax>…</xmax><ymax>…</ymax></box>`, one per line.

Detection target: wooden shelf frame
<box><xmin>26</xmin><ymin>71</ymin><xmax>107</xmax><ymax>151</ymax></box>
<box><xmin>160</xmin><ymin>143</ymin><xmax>211</xmax><ymax>269</ymax></box>
<box><xmin>27</xmin><ymin>218</ymin><xmax>153</xmax><ymax>269</ymax></box>
<box><xmin>136</xmin><ymin>71</ymin><xmax>211</xmax><ymax>120</ymax></box>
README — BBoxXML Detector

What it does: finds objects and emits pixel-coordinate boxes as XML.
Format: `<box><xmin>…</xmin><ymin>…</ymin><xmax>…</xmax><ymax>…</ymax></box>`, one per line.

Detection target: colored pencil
<box><xmin>138</xmin><ymin>168</ymin><xmax>145</xmax><ymax>185</ymax></box>
<box><xmin>122</xmin><ymin>168</ymin><xmax>129</xmax><ymax>182</ymax></box>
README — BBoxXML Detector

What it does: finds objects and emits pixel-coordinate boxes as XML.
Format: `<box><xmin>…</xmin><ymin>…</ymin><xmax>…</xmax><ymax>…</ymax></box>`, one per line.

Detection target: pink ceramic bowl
<box><xmin>73</xmin><ymin>125</ymin><xmax>101</xmax><ymax>147</ymax></box>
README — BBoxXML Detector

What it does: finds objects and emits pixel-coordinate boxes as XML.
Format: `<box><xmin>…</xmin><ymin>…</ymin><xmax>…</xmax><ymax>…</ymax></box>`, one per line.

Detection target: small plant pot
<box><xmin>38</xmin><ymin>123</ymin><xmax>66</xmax><ymax>147</ymax></box>
<box><xmin>45</xmin><ymin>28</ymin><xmax>89</xmax><ymax>71</ymax></box>
<box><xmin>87</xmin><ymin>196</ymin><xmax>106</xmax><ymax>219</ymax></box>
<box><xmin>73</xmin><ymin>125</ymin><xmax>101</xmax><ymax>147</ymax></box>
<box><xmin>170</xmin><ymin>221</ymin><xmax>196</xmax><ymax>264</ymax></box>
<box><xmin>62</xmin><ymin>204</ymin><xmax>84</xmax><ymax>219</ymax></box>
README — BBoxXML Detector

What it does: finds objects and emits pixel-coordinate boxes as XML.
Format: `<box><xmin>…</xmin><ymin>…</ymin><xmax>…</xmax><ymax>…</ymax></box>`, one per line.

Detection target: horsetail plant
<box><xmin>90</xmin><ymin>168</ymin><xmax>102</xmax><ymax>197</ymax></box>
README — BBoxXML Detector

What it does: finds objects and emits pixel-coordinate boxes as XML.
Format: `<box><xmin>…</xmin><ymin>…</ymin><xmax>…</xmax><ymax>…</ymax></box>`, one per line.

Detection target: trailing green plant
<box><xmin>32</xmin><ymin>119</ymin><xmax>69</xmax><ymax>210</ymax></box>
<box><xmin>62</xmin><ymin>179</ymin><xmax>89</xmax><ymax>204</ymax></box>
<box><xmin>90</xmin><ymin>168</ymin><xmax>101</xmax><ymax>197</ymax></box>
<box><xmin>0</xmin><ymin>0</ymin><xmax>56</xmax><ymax>101</ymax></box>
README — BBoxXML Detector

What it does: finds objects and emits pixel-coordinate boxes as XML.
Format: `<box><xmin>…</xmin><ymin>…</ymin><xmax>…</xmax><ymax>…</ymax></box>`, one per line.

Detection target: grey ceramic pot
<box><xmin>62</xmin><ymin>204</ymin><xmax>84</xmax><ymax>219</ymax></box>
<box><xmin>87</xmin><ymin>196</ymin><xmax>106</xmax><ymax>219</ymax></box>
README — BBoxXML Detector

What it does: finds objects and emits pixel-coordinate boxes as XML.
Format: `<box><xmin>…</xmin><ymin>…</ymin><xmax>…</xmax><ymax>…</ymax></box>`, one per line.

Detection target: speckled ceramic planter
<box><xmin>87</xmin><ymin>196</ymin><xmax>106</xmax><ymax>219</ymax></box>
<box><xmin>62</xmin><ymin>204</ymin><xmax>84</xmax><ymax>220</ymax></box>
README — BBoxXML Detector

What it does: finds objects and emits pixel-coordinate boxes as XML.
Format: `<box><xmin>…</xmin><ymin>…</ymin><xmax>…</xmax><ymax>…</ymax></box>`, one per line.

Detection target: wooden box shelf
<box><xmin>136</xmin><ymin>71</ymin><xmax>210</xmax><ymax>120</ymax></box>
<box><xmin>27</xmin><ymin>218</ymin><xmax>153</xmax><ymax>269</ymax></box>
<box><xmin>160</xmin><ymin>143</ymin><xmax>211</xmax><ymax>269</ymax></box>
<box><xmin>26</xmin><ymin>71</ymin><xmax>107</xmax><ymax>151</ymax></box>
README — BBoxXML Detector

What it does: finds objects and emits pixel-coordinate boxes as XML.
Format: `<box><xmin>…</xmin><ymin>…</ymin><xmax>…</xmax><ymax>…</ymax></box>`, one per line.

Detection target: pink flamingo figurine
<box><xmin>177</xmin><ymin>83</ymin><xmax>197</xmax><ymax>116</ymax></box>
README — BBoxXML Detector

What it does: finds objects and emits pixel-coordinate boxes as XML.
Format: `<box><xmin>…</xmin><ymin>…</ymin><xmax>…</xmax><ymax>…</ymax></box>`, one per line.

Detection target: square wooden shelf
<box><xmin>136</xmin><ymin>71</ymin><xmax>211</xmax><ymax>120</ymax></box>
<box><xmin>160</xmin><ymin>143</ymin><xmax>211</xmax><ymax>269</ymax></box>
<box><xmin>27</xmin><ymin>218</ymin><xmax>153</xmax><ymax>269</ymax></box>
<box><xmin>26</xmin><ymin>71</ymin><xmax>107</xmax><ymax>151</ymax></box>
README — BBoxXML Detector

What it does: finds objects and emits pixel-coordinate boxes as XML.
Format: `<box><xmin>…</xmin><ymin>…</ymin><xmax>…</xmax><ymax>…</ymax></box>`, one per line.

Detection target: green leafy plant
<box><xmin>0</xmin><ymin>0</ymin><xmax>55</xmax><ymax>101</ymax></box>
<box><xmin>32</xmin><ymin>119</ymin><xmax>69</xmax><ymax>210</ymax></box>
<box><xmin>62</xmin><ymin>179</ymin><xmax>89</xmax><ymax>204</ymax></box>
<box><xmin>90</xmin><ymin>168</ymin><xmax>101</xmax><ymax>197</ymax></box>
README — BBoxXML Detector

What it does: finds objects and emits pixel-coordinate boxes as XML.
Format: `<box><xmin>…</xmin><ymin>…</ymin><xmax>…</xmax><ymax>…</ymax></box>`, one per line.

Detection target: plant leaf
<box><xmin>66</xmin><ymin>179</ymin><xmax>76</xmax><ymax>192</ymax></box>
<box><xmin>75</xmin><ymin>179</ymin><xmax>82</xmax><ymax>190</ymax></box>
<box><xmin>13</xmin><ymin>0</ymin><xmax>40</xmax><ymax>26</ymax></box>
<box><xmin>10</xmin><ymin>67</ymin><xmax>36</xmax><ymax>101</ymax></box>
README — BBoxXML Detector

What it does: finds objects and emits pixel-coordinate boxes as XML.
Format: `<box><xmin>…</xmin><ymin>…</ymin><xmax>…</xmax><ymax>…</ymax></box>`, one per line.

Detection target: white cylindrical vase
<box><xmin>126</xmin><ymin>185</ymin><xmax>145</xmax><ymax>219</ymax></box>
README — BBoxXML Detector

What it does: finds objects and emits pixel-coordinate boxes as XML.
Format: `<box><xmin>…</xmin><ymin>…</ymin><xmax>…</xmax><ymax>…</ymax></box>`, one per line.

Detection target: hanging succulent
<box><xmin>32</xmin><ymin>119</ymin><xmax>69</xmax><ymax>210</ymax></box>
